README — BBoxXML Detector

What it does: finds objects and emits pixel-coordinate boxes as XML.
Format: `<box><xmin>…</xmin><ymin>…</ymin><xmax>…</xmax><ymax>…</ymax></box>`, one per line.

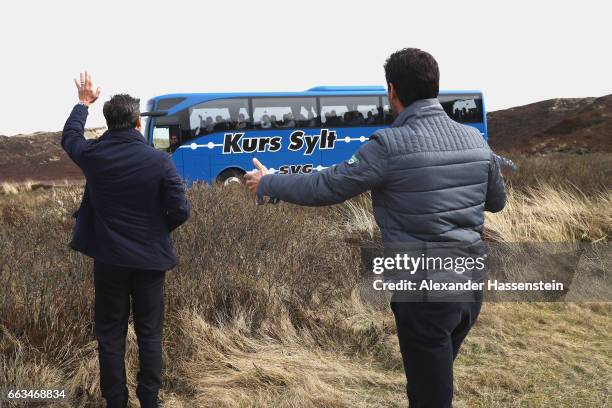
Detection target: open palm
<box><xmin>73</xmin><ymin>71</ymin><xmax>101</xmax><ymax>107</ymax></box>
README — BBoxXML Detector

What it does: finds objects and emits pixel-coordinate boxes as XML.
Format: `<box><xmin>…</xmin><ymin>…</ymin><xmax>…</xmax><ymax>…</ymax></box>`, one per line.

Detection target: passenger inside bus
<box><xmin>326</xmin><ymin>110</ymin><xmax>342</xmax><ymax>126</ymax></box>
<box><xmin>213</xmin><ymin>115</ymin><xmax>229</xmax><ymax>131</ymax></box>
<box><xmin>235</xmin><ymin>113</ymin><xmax>248</xmax><ymax>130</ymax></box>
<box><xmin>366</xmin><ymin>110</ymin><xmax>377</xmax><ymax>124</ymax></box>
<box><xmin>167</xmin><ymin>133</ymin><xmax>180</xmax><ymax>153</ymax></box>
<box><xmin>270</xmin><ymin>115</ymin><xmax>279</xmax><ymax>127</ymax></box>
<box><xmin>261</xmin><ymin>115</ymin><xmax>272</xmax><ymax>129</ymax></box>
<box><xmin>198</xmin><ymin>115</ymin><xmax>215</xmax><ymax>134</ymax></box>
<box><xmin>281</xmin><ymin>113</ymin><xmax>296</xmax><ymax>128</ymax></box>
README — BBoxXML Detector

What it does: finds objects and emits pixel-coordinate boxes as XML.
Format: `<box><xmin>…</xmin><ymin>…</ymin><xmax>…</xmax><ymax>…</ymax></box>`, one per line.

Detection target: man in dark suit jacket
<box><xmin>62</xmin><ymin>72</ymin><xmax>191</xmax><ymax>408</ymax></box>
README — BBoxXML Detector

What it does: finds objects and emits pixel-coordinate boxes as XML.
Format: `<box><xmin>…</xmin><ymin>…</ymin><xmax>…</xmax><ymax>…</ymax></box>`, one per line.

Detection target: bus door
<box><xmin>319</xmin><ymin>95</ymin><xmax>385</xmax><ymax>168</ymax></box>
<box><xmin>250</xmin><ymin>97</ymin><xmax>321</xmax><ymax>175</ymax></box>
<box><xmin>149</xmin><ymin>104</ymin><xmax>195</xmax><ymax>178</ymax></box>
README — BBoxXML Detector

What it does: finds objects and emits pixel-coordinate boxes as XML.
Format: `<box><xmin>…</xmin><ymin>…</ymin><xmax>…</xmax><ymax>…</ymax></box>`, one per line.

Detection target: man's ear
<box><xmin>136</xmin><ymin>116</ymin><xmax>142</xmax><ymax>130</ymax></box>
<box><xmin>387</xmin><ymin>83</ymin><xmax>405</xmax><ymax>116</ymax></box>
<box><xmin>388</xmin><ymin>83</ymin><xmax>397</xmax><ymax>103</ymax></box>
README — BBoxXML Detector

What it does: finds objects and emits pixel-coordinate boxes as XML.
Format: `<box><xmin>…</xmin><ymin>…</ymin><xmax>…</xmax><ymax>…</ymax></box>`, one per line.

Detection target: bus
<box><xmin>143</xmin><ymin>86</ymin><xmax>487</xmax><ymax>184</ymax></box>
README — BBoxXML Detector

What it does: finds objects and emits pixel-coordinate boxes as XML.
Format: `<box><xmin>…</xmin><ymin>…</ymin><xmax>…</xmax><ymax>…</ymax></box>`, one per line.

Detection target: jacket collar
<box><xmin>99</xmin><ymin>128</ymin><xmax>146</xmax><ymax>144</ymax></box>
<box><xmin>391</xmin><ymin>98</ymin><xmax>444</xmax><ymax>127</ymax></box>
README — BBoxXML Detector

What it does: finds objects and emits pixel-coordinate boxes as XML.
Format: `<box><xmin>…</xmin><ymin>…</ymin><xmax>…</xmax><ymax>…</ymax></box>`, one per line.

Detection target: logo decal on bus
<box><xmin>287</xmin><ymin>129</ymin><xmax>336</xmax><ymax>155</ymax></box>
<box><xmin>278</xmin><ymin>164</ymin><xmax>314</xmax><ymax>174</ymax></box>
<box><xmin>222</xmin><ymin>129</ymin><xmax>337</xmax><ymax>155</ymax></box>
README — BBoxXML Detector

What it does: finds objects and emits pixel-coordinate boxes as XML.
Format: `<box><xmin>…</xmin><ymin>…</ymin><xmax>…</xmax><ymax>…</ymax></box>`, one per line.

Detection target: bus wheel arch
<box><xmin>216</xmin><ymin>167</ymin><xmax>246</xmax><ymax>185</ymax></box>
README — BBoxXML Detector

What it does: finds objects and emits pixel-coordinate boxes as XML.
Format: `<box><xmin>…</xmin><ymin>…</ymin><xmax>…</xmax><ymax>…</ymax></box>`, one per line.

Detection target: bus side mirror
<box><xmin>141</xmin><ymin>111</ymin><xmax>168</xmax><ymax>117</ymax></box>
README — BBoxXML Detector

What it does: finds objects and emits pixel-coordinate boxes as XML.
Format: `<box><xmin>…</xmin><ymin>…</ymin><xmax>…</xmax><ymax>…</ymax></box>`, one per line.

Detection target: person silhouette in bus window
<box><xmin>327</xmin><ymin>110</ymin><xmax>341</xmax><ymax>126</ymax></box>
<box><xmin>236</xmin><ymin>113</ymin><xmax>247</xmax><ymax>129</ymax></box>
<box><xmin>366</xmin><ymin>110</ymin><xmax>376</xmax><ymax>124</ymax></box>
<box><xmin>261</xmin><ymin>114</ymin><xmax>272</xmax><ymax>129</ymax></box>
<box><xmin>214</xmin><ymin>115</ymin><xmax>229</xmax><ymax>131</ymax></box>
<box><xmin>291</xmin><ymin>107</ymin><xmax>306</xmax><ymax>125</ymax></box>
<box><xmin>343</xmin><ymin>111</ymin><xmax>351</xmax><ymax>123</ymax></box>
<box><xmin>353</xmin><ymin>110</ymin><xmax>365</xmax><ymax>125</ymax></box>
<box><xmin>283</xmin><ymin>112</ymin><xmax>296</xmax><ymax>128</ymax></box>
<box><xmin>204</xmin><ymin>116</ymin><xmax>214</xmax><ymax>132</ymax></box>
<box><xmin>307</xmin><ymin>111</ymin><xmax>316</xmax><ymax>127</ymax></box>
<box><xmin>167</xmin><ymin>134</ymin><xmax>180</xmax><ymax>153</ymax></box>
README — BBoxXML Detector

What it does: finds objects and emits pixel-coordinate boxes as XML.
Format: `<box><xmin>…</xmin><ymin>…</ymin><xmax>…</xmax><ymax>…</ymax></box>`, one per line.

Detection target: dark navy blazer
<box><xmin>61</xmin><ymin>104</ymin><xmax>191</xmax><ymax>270</ymax></box>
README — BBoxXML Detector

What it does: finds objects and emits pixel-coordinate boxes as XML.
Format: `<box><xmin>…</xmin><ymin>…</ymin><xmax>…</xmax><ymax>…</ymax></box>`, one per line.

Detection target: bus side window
<box><xmin>189</xmin><ymin>98</ymin><xmax>252</xmax><ymax>136</ymax></box>
<box><xmin>252</xmin><ymin>97</ymin><xmax>319</xmax><ymax>129</ymax></box>
<box><xmin>438</xmin><ymin>94</ymin><xmax>483</xmax><ymax>124</ymax></box>
<box><xmin>380</xmin><ymin>96</ymin><xmax>395</xmax><ymax>125</ymax></box>
<box><xmin>321</xmin><ymin>96</ymin><xmax>385</xmax><ymax>127</ymax></box>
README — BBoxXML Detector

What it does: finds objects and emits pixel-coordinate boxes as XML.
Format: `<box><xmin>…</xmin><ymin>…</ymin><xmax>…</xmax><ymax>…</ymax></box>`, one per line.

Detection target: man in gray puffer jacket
<box><xmin>246</xmin><ymin>48</ymin><xmax>506</xmax><ymax>408</ymax></box>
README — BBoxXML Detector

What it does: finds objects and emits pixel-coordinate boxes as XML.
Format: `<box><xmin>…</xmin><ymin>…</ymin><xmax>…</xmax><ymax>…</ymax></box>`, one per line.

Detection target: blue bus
<box><xmin>143</xmin><ymin>86</ymin><xmax>487</xmax><ymax>184</ymax></box>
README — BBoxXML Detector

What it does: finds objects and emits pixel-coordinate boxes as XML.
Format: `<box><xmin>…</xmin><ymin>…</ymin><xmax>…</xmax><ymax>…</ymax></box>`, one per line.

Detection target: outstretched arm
<box><xmin>245</xmin><ymin>136</ymin><xmax>388</xmax><ymax>206</ymax></box>
<box><xmin>61</xmin><ymin>72</ymin><xmax>101</xmax><ymax>166</ymax></box>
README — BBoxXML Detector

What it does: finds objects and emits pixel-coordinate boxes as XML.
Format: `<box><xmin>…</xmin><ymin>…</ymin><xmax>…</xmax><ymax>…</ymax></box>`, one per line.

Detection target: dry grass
<box><xmin>501</xmin><ymin>152</ymin><xmax>611</xmax><ymax>195</ymax></box>
<box><xmin>0</xmin><ymin>154</ymin><xmax>610</xmax><ymax>407</ymax></box>
<box><xmin>0</xmin><ymin>180</ymin><xmax>73</xmax><ymax>195</ymax></box>
<box><xmin>484</xmin><ymin>185</ymin><xmax>611</xmax><ymax>243</ymax></box>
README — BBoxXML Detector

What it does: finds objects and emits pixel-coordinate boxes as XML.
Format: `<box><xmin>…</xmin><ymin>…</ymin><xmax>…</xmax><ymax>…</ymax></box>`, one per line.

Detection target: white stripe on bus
<box><xmin>179</xmin><ymin>136</ymin><xmax>368</xmax><ymax>151</ymax></box>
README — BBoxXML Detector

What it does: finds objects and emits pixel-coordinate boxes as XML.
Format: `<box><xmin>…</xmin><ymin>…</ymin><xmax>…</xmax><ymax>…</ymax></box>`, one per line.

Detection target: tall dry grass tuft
<box><xmin>484</xmin><ymin>185</ymin><xmax>611</xmax><ymax>242</ymax></box>
<box><xmin>334</xmin><ymin>185</ymin><xmax>610</xmax><ymax>244</ymax></box>
<box><xmin>1</xmin><ymin>182</ymin><xmax>25</xmax><ymax>195</ymax></box>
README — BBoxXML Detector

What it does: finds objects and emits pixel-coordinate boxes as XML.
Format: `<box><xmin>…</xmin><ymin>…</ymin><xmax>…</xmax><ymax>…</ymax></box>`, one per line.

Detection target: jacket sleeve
<box><xmin>485</xmin><ymin>152</ymin><xmax>507</xmax><ymax>213</ymax></box>
<box><xmin>257</xmin><ymin>135</ymin><xmax>388</xmax><ymax>206</ymax></box>
<box><xmin>161</xmin><ymin>155</ymin><xmax>191</xmax><ymax>231</ymax></box>
<box><xmin>61</xmin><ymin>104</ymin><xmax>90</xmax><ymax>167</ymax></box>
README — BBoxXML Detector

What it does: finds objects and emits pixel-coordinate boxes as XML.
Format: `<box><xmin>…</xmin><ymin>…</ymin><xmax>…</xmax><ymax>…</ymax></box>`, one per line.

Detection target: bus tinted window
<box><xmin>381</xmin><ymin>96</ymin><xmax>394</xmax><ymax>125</ymax></box>
<box><xmin>190</xmin><ymin>98</ymin><xmax>251</xmax><ymax>136</ymax></box>
<box><xmin>439</xmin><ymin>93</ymin><xmax>483</xmax><ymax>123</ymax></box>
<box><xmin>252</xmin><ymin>97</ymin><xmax>319</xmax><ymax>129</ymax></box>
<box><xmin>321</xmin><ymin>96</ymin><xmax>384</xmax><ymax>127</ymax></box>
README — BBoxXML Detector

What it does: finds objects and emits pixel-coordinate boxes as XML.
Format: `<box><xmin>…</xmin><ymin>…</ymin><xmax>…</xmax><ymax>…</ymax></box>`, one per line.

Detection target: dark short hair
<box><xmin>103</xmin><ymin>94</ymin><xmax>140</xmax><ymax>130</ymax></box>
<box><xmin>384</xmin><ymin>48</ymin><xmax>439</xmax><ymax>107</ymax></box>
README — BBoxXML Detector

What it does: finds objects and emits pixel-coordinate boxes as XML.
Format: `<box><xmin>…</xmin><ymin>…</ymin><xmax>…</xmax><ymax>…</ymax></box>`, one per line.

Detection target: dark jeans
<box><xmin>93</xmin><ymin>261</ymin><xmax>166</xmax><ymax>408</ymax></box>
<box><xmin>390</xmin><ymin>292</ymin><xmax>483</xmax><ymax>408</ymax></box>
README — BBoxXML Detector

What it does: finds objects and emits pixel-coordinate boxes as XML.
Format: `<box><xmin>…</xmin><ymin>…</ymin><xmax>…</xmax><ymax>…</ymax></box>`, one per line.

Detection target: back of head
<box><xmin>384</xmin><ymin>48</ymin><xmax>439</xmax><ymax>107</ymax></box>
<box><xmin>103</xmin><ymin>94</ymin><xmax>140</xmax><ymax>130</ymax></box>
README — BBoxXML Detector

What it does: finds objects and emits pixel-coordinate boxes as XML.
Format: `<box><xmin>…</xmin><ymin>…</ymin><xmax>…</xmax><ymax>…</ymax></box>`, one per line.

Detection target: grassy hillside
<box><xmin>0</xmin><ymin>154</ymin><xmax>610</xmax><ymax>407</ymax></box>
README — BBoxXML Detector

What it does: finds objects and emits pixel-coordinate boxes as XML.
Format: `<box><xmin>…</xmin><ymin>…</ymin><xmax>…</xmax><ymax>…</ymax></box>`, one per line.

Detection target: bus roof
<box><xmin>147</xmin><ymin>87</ymin><xmax>483</xmax><ymax>115</ymax></box>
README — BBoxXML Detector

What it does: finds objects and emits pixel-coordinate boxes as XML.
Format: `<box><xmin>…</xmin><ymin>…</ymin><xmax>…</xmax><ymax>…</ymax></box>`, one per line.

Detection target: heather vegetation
<box><xmin>0</xmin><ymin>154</ymin><xmax>610</xmax><ymax>407</ymax></box>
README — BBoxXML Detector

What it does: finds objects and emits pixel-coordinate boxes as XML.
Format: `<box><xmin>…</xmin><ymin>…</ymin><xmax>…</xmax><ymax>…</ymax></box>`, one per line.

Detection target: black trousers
<box><xmin>93</xmin><ymin>261</ymin><xmax>166</xmax><ymax>408</ymax></box>
<box><xmin>390</xmin><ymin>292</ymin><xmax>483</xmax><ymax>408</ymax></box>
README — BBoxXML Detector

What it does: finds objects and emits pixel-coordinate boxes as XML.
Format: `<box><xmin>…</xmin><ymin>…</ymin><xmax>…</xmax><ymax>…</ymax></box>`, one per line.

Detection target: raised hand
<box><xmin>244</xmin><ymin>158</ymin><xmax>269</xmax><ymax>193</ymax></box>
<box><xmin>73</xmin><ymin>71</ymin><xmax>101</xmax><ymax>107</ymax></box>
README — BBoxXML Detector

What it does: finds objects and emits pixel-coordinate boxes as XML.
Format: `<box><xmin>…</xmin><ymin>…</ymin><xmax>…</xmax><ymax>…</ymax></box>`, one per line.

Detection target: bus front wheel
<box><xmin>217</xmin><ymin>168</ymin><xmax>245</xmax><ymax>186</ymax></box>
